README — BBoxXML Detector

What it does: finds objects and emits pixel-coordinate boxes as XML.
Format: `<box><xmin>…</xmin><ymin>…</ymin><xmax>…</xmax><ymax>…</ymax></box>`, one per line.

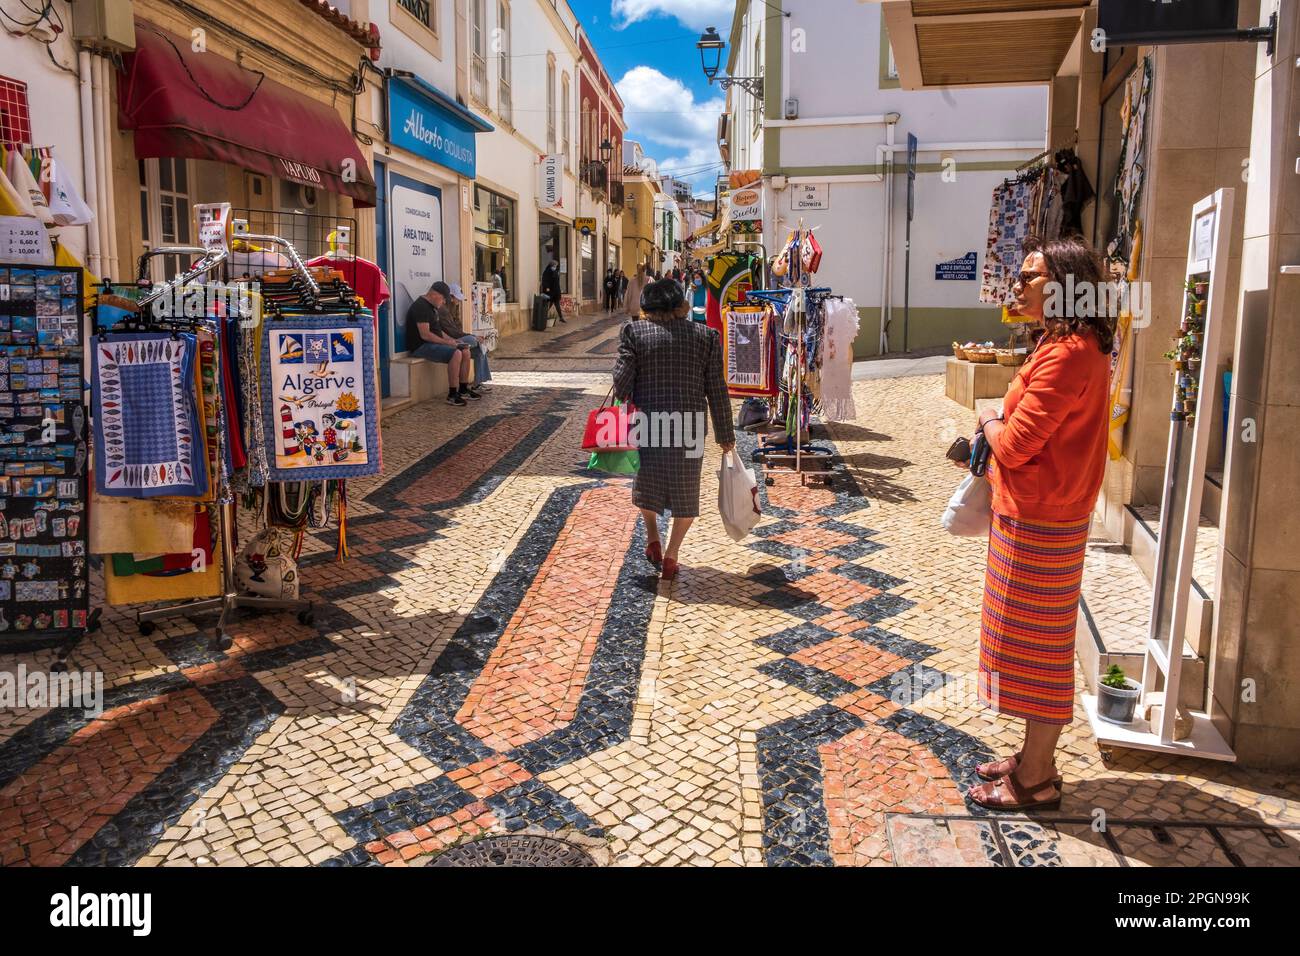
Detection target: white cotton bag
<box><xmin>942</xmin><ymin>473</ymin><xmax>992</xmax><ymax>537</ymax></box>
<box><xmin>717</xmin><ymin>450</ymin><xmax>762</xmax><ymax>541</ymax></box>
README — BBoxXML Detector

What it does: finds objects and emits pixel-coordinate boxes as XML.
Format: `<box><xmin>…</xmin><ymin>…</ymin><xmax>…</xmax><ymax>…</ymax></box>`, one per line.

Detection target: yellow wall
<box><xmin>620</xmin><ymin>176</ymin><xmax>659</xmax><ymax>272</ymax></box>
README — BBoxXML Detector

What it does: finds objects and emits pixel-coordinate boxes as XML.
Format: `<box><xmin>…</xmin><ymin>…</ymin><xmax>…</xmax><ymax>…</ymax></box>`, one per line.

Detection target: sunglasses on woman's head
<box><xmin>1017</xmin><ymin>270</ymin><xmax>1049</xmax><ymax>286</ymax></box>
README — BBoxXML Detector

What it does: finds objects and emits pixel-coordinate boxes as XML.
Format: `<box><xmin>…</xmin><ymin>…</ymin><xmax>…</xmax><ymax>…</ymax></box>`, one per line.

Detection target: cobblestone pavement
<box><xmin>3</xmin><ymin>311</ymin><xmax>1299</xmax><ymax>867</ymax></box>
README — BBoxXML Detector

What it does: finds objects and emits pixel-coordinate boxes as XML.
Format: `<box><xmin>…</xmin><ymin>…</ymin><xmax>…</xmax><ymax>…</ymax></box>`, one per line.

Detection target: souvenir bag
<box><xmin>582</xmin><ymin>392</ymin><xmax>638</xmax><ymax>452</ymax></box>
<box><xmin>942</xmin><ymin>474</ymin><xmax>992</xmax><ymax>537</ymax></box>
<box><xmin>800</xmin><ymin>229</ymin><xmax>823</xmax><ymax>274</ymax></box>
<box><xmin>587</xmin><ymin>449</ymin><xmax>640</xmax><ymax>475</ymax></box>
<box><xmin>235</xmin><ymin>527</ymin><xmax>300</xmax><ymax>600</ymax></box>
<box><xmin>717</xmin><ymin>451</ymin><xmax>761</xmax><ymax>541</ymax></box>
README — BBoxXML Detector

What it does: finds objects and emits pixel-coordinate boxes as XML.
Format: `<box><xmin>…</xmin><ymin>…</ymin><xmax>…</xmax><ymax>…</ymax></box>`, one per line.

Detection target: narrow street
<box><xmin>3</xmin><ymin>308</ymin><xmax>1297</xmax><ymax>868</ymax></box>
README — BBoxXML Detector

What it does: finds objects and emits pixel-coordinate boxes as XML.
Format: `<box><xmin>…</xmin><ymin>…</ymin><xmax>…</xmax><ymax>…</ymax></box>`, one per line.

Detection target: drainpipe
<box><xmin>77</xmin><ymin>49</ymin><xmax>102</xmax><ymax>276</ymax></box>
<box><xmin>879</xmin><ymin>112</ymin><xmax>900</xmax><ymax>354</ymax></box>
<box><xmin>95</xmin><ymin>56</ymin><xmax>119</xmax><ymax>279</ymax></box>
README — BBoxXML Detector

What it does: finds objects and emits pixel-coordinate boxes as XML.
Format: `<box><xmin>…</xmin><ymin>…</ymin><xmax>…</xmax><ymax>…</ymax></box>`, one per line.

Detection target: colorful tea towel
<box><xmin>261</xmin><ymin>315</ymin><xmax>380</xmax><ymax>481</ymax></box>
<box><xmin>820</xmin><ymin>298</ymin><xmax>860</xmax><ymax>422</ymax></box>
<box><xmin>92</xmin><ymin>332</ymin><xmax>209</xmax><ymax>498</ymax></box>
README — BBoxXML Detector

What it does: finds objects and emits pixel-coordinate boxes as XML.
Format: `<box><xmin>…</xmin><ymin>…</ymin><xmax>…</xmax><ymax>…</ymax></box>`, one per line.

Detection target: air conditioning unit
<box><xmin>71</xmin><ymin>0</ymin><xmax>136</xmax><ymax>52</ymax></box>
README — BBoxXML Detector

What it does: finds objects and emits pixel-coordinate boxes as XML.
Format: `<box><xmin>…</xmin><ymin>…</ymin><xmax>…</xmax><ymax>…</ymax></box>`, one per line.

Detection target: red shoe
<box><xmin>660</xmin><ymin>556</ymin><xmax>680</xmax><ymax>581</ymax></box>
<box><xmin>645</xmin><ymin>541</ymin><xmax>662</xmax><ymax>569</ymax></box>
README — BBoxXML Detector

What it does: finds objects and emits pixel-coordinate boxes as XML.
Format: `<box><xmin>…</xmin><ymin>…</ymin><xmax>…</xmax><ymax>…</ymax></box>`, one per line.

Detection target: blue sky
<box><xmin>569</xmin><ymin>0</ymin><xmax>735</xmax><ymax>196</ymax></box>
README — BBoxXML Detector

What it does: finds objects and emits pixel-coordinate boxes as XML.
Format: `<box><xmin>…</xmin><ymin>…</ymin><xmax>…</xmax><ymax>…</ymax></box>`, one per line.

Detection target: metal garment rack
<box><xmin>123</xmin><ymin>245</ymin><xmax>315</xmax><ymax>650</ymax></box>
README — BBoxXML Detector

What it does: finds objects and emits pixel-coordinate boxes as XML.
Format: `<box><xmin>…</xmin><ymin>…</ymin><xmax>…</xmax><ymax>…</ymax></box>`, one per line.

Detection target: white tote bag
<box><xmin>942</xmin><ymin>474</ymin><xmax>992</xmax><ymax>537</ymax></box>
<box><xmin>717</xmin><ymin>450</ymin><xmax>761</xmax><ymax>541</ymax></box>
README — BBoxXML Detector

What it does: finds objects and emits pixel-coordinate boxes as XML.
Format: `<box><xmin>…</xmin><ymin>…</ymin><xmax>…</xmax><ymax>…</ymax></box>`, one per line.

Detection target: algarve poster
<box><xmin>260</xmin><ymin>315</ymin><xmax>381</xmax><ymax>481</ymax></box>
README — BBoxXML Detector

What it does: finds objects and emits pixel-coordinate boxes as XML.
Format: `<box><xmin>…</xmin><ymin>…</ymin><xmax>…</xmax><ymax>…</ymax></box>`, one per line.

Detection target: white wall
<box><xmin>2</xmin><ymin>4</ymin><xmax>91</xmax><ymax>264</ymax></box>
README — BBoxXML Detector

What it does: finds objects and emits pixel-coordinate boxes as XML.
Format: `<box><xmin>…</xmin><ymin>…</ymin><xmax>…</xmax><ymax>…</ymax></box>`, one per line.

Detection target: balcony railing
<box><xmin>398</xmin><ymin>0</ymin><xmax>432</xmax><ymax>28</ymax></box>
<box><xmin>609</xmin><ymin>179</ymin><xmax>625</xmax><ymax>209</ymax></box>
<box><xmin>581</xmin><ymin>161</ymin><xmax>608</xmax><ymax>194</ymax></box>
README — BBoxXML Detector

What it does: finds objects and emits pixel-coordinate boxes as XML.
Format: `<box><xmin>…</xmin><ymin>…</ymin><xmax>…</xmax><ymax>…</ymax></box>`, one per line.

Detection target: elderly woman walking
<box><xmin>969</xmin><ymin>235</ymin><xmax>1113</xmax><ymax>811</ymax></box>
<box><xmin>613</xmin><ymin>279</ymin><xmax>735</xmax><ymax>580</ymax></box>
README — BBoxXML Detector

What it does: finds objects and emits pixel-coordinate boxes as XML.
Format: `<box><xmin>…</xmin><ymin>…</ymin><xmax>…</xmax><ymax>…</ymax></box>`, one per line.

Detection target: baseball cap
<box><xmin>429</xmin><ymin>280</ymin><xmax>452</xmax><ymax>299</ymax></box>
<box><xmin>446</xmin><ymin>282</ymin><xmax>466</xmax><ymax>301</ymax></box>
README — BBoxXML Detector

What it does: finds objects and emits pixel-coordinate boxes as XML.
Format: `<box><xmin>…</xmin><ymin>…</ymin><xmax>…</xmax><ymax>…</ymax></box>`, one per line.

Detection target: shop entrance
<box><xmin>539</xmin><ymin>217</ymin><xmax>570</xmax><ymax>295</ymax></box>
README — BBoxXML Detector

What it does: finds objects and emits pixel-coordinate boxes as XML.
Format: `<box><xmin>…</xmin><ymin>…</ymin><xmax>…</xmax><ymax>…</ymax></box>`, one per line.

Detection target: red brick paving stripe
<box><xmin>819</xmin><ymin>723</ymin><xmax>967</xmax><ymax>867</ymax></box>
<box><xmin>764</xmin><ymin>475</ymin><xmax>839</xmax><ymax>513</ymax></box>
<box><xmin>0</xmin><ymin>689</ymin><xmax>219</xmax><ymax>866</ymax></box>
<box><xmin>790</xmin><ymin>636</ymin><xmax>910</xmax><ymax>688</ymax></box>
<box><xmin>397</xmin><ymin>414</ymin><xmax>545</xmax><ymax>507</ymax></box>
<box><xmin>770</xmin><ymin>525</ymin><xmax>858</xmax><ymax>553</ymax></box>
<box><xmin>457</xmin><ymin>485</ymin><xmax>638</xmax><ymax>752</ymax></box>
<box><xmin>781</xmin><ymin>571</ymin><xmax>880</xmax><ymax>612</ymax></box>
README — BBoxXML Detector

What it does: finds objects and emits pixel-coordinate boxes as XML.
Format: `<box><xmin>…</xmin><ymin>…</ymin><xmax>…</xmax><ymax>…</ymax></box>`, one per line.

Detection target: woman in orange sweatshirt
<box><xmin>969</xmin><ymin>236</ymin><xmax>1114</xmax><ymax>811</ymax></box>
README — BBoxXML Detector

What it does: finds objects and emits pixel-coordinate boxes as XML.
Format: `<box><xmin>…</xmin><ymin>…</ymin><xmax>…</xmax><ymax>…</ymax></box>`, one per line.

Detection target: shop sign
<box><xmin>388</xmin><ymin>78</ymin><xmax>480</xmax><ymax>179</ymax></box>
<box><xmin>538</xmin><ymin>155</ymin><xmax>563</xmax><ymax>209</ymax></box>
<box><xmin>790</xmin><ymin>184</ymin><xmax>829</xmax><ymax>211</ymax></box>
<box><xmin>277</xmin><ymin>159</ymin><xmax>324</xmax><ymax>186</ymax></box>
<box><xmin>388</xmin><ymin>172</ymin><xmax>444</xmax><ymax>352</ymax></box>
<box><xmin>575</xmin><ymin>217</ymin><xmax>597</xmax><ymax>236</ymax></box>
<box><xmin>935</xmin><ymin>252</ymin><xmax>977</xmax><ymax>281</ymax></box>
<box><xmin>195</xmin><ymin>203</ymin><xmax>233</xmax><ymax>255</ymax></box>
<box><xmin>1193</xmin><ymin>210</ymin><xmax>1216</xmax><ymax>265</ymax></box>
<box><xmin>728</xmin><ymin>186</ymin><xmax>763</xmax><ymax>223</ymax></box>
<box><xmin>1098</xmin><ymin>0</ymin><xmax>1238</xmax><ymax>45</ymax></box>
<box><xmin>0</xmin><ymin>217</ymin><xmax>53</xmax><ymax>264</ymax></box>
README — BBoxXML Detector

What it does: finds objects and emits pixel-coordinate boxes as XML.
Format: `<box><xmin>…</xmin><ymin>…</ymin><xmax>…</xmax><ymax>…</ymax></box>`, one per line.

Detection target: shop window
<box><xmin>473</xmin><ymin>185</ymin><xmax>516</xmax><ymax>302</ymax></box>
<box><xmin>397</xmin><ymin>0</ymin><xmax>433</xmax><ymax>29</ymax></box>
<box><xmin>138</xmin><ymin>157</ymin><xmax>194</xmax><ymax>282</ymax></box>
<box><xmin>0</xmin><ymin>75</ymin><xmax>31</xmax><ymax>146</ymax></box>
<box><xmin>539</xmin><ymin>219</ymin><xmax>569</xmax><ymax>294</ymax></box>
<box><xmin>580</xmin><ymin>232</ymin><xmax>595</xmax><ymax>300</ymax></box>
<box><xmin>497</xmin><ymin>1</ymin><xmax>512</xmax><ymax>125</ymax></box>
<box><xmin>471</xmin><ymin>0</ymin><xmax>487</xmax><ymax>104</ymax></box>
<box><xmin>546</xmin><ymin>57</ymin><xmax>557</xmax><ymax>155</ymax></box>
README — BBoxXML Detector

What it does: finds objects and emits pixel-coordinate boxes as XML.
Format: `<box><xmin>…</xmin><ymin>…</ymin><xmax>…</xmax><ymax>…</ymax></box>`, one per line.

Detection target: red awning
<box><xmin>119</xmin><ymin>21</ymin><xmax>376</xmax><ymax>207</ymax></box>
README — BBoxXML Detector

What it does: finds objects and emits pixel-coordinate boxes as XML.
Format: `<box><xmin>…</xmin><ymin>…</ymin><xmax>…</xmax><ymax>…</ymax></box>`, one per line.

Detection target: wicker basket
<box><xmin>952</xmin><ymin>342</ymin><xmax>968</xmax><ymax>361</ymax></box>
<box><xmin>966</xmin><ymin>348</ymin><xmax>997</xmax><ymax>364</ymax></box>
<box><xmin>995</xmin><ymin>350</ymin><xmax>1028</xmax><ymax>367</ymax></box>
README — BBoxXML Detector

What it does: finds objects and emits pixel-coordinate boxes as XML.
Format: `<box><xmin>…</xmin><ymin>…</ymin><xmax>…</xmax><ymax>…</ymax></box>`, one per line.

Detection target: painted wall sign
<box><xmin>538</xmin><ymin>155</ymin><xmax>563</xmax><ymax>209</ymax></box>
<box><xmin>790</xmin><ymin>184</ymin><xmax>829</xmax><ymax>211</ymax></box>
<box><xmin>935</xmin><ymin>252</ymin><xmax>978</xmax><ymax>281</ymax></box>
<box><xmin>388</xmin><ymin>78</ymin><xmax>480</xmax><ymax>179</ymax></box>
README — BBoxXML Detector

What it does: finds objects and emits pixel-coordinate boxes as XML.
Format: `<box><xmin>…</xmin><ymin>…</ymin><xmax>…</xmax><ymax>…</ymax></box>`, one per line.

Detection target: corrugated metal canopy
<box><xmin>881</xmin><ymin>0</ymin><xmax>1089</xmax><ymax>90</ymax></box>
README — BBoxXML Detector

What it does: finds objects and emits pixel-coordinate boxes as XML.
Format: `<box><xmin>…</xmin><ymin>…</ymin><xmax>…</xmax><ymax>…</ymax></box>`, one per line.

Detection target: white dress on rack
<box><xmin>820</xmin><ymin>298</ymin><xmax>860</xmax><ymax>422</ymax></box>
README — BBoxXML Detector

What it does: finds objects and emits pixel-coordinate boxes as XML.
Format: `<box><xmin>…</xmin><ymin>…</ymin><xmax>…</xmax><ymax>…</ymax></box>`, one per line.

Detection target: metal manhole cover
<box><xmin>430</xmin><ymin>835</ymin><xmax>597</xmax><ymax>867</ymax></box>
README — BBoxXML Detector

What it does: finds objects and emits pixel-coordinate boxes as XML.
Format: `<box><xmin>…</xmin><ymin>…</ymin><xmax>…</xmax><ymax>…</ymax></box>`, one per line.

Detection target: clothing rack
<box><xmin>107</xmin><ymin>247</ymin><xmax>317</xmax><ymax>649</ymax></box>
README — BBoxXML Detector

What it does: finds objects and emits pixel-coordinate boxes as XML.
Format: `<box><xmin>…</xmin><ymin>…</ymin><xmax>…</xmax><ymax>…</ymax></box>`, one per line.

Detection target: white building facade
<box><xmin>720</xmin><ymin>0</ymin><xmax>1049</xmax><ymax>356</ymax></box>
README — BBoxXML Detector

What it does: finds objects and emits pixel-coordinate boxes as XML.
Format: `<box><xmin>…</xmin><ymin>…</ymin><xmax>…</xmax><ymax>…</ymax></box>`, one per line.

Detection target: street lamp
<box><xmin>599</xmin><ymin>139</ymin><xmax>614</xmax><ymax>276</ymax></box>
<box><xmin>696</xmin><ymin>26</ymin><xmax>763</xmax><ymax>101</ymax></box>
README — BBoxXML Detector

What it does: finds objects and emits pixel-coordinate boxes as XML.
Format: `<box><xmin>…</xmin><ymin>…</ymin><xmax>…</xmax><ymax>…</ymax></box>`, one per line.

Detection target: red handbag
<box><xmin>581</xmin><ymin>388</ymin><xmax>638</xmax><ymax>452</ymax></box>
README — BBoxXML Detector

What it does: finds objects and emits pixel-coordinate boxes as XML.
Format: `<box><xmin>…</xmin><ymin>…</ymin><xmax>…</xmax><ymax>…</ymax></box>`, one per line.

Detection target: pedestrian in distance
<box><xmin>613</xmin><ymin>278</ymin><xmax>736</xmax><ymax>581</ymax></box>
<box><xmin>964</xmin><ymin>234</ymin><xmax>1114</xmax><ymax>812</ymax></box>
<box><xmin>541</xmin><ymin>260</ymin><xmax>566</xmax><ymax>324</ymax></box>
<box><xmin>617</xmin><ymin>270</ymin><xmax>628</xmax><ymax>309</ymax></box>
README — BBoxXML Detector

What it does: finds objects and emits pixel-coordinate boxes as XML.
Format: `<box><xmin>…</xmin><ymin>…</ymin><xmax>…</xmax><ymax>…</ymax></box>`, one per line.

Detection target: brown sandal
<box><xmin>968</xmin><ymin>771</ymin><xmax>1062</xmax><ymax>812</ymax></box>
<box><xmin>976</xmin><ymin>752</ymin><xmax>1063</xmax><ymax>789</ymax></box>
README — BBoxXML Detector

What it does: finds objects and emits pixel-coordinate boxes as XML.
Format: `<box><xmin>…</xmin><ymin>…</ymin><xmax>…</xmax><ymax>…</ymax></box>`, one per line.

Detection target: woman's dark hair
<box><xmin>640</xmin><ymin>277</ymin><xmax>686</xmax><ymax>317</ymax></box>
<box><xmin>1022</xmin><ymin>235</ymin><xmax>1116</xmax><ymax>353</ymax></box>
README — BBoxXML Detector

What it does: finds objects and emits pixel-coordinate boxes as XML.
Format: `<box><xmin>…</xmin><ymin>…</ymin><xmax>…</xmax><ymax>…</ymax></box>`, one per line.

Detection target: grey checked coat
<box><xmin>612</xmin><ymin>318</ymin><xmax>736</xmax><ymax>517</ymax></box>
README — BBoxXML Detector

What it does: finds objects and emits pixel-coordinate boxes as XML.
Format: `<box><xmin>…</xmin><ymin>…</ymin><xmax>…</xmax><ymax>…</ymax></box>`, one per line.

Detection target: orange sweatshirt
<box><xmin>989</xmin><ymin>332</ymin><xmax>1110</xmax><ymax>522</ymax></box>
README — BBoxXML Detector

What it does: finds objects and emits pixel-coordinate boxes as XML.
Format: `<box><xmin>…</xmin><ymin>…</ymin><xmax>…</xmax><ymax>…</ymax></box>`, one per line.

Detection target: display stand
<box><xmin>106</xmin><ymin>229</ymin><xmax>319</xmax><ymax>649</ymax></box>
<box><xmin>0</xmin><ymin>262</ymin><xmax>101</xmax><ymax>669</ymax></box>
<box><xmin>1083</xmin><ymin>188</ymin><xmax>1236</xmax><ymax>761</ymax></box>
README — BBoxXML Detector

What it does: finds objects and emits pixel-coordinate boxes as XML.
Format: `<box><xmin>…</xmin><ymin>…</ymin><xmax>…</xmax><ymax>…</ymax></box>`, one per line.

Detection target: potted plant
<box><xmin>1097</xmin><ymin>664</ymin><xmax>1141</xmax><ymax>724</ymax></box>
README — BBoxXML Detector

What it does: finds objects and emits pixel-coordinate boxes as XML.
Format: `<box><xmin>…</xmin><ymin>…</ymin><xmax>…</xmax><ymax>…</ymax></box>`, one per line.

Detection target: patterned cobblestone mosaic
<box><xmin>3</xmin><ymin>311</ymin><xmax>1300</xmax><ymax>867</ymax></box>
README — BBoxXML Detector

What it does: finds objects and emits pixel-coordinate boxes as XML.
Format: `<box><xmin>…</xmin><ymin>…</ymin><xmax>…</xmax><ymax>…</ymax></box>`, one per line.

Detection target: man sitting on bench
<box><xmin>406</xmin><ymin>281</ymin><xmax>482</xmax><ymax>406</ymax></box>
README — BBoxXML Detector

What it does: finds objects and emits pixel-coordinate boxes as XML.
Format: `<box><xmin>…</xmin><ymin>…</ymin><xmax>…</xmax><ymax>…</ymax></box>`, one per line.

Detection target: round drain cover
<box><xmin>430</xmin><ymin>835</ymin><xmax>596</xmax><ymax>867</ymax></box>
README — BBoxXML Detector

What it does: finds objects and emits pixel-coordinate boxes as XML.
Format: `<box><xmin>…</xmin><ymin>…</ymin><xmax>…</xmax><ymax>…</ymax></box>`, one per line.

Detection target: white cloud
<box><xmin>615</xmin><ymin>65</ymin><xmax>725</xmax><ymax>195</ymax></box>
<box><xmin>611</xmin><ymin>0</ymin><xmax>735</xmax><ymax>32</ymax></box>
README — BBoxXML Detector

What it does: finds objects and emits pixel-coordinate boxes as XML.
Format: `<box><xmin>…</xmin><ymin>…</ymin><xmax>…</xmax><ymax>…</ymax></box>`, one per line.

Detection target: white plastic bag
<box><xmin>717</xmin><ymin>450</ymin><xmax>761</xmax><ymax>541</ymax></box>
<box><xmin>942</xmin><ymin>473</ymin><xmax>992</xmax><ymax>537</ymax></box>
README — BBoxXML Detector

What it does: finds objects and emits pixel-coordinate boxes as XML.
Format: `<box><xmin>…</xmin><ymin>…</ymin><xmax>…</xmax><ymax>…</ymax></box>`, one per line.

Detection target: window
<box><xmin>581</xmin><ymin>98</ymin><xmax>591</xmax><ymax>164</ymax></box>
<box><xmin>497</xmin><ymin>1</ymin><xmax>512</xmax><ymax>125</ymax></box>
<box><xmin>473</xmin><ymin>186</ymin><xmax>516</xmax><ymax>302</ymax></box>
<box><xmin>546</xmin><ymin>57</ymin><xmax>556</xmax><ymax>155</ymax></box>
<box><xmin>752</xmin><ymin>33</ymin><xmax>763</xmax><ymax>136</ymax></box>
<box><xmin>886</xmin><ymin>43</ymin><xmax>898</xmax><ymax>80</ymax></box>
<box><xmin>561</xmin><ymin>74</ymin><xmax>571</xmax><ymax>169</ymax></box>
<box><xmin>0</xmin><ymin>75</ymin><xmax>31</xmax><ymax>146</ymax></box>
<box><xmin>538</xmin><ymin>219</ymin><xmax>569</xmax><ymax>294</ymax></box>
<box><xmin>396</xmin><ymin>0</ymin><xmax>433</xmax><ymax>30</ymax></box>
<box><xmin>138</xmin><ymin>158</ymin><xmax>194</xmax><ymax>282</ymax></box>
<box><xmin>470</xmin><ymin>0</ymin><xmax>487</xmax><ymax>103</ymax></box>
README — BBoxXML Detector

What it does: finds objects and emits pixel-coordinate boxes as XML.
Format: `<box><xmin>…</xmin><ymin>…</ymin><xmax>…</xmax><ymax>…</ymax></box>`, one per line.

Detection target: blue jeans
<box><xmin>458</xmin><ymin>335</ymin><xmax>492</xmax><ymax>384</ymax></box>
<box><xmin>412</xmin><ymin>341</ymin><xmax>457</xmax><ymax>363</ymax></box>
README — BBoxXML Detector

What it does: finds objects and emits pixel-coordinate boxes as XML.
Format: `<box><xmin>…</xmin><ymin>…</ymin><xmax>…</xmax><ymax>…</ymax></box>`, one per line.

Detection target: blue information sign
<box><xmin>387</xmin><ymin>77</ymin><xmax>491</xmax><ymax>179</ymax></box>
<box><xmin>935</xmin><ymin>252</ymin><xmax>978</xmax><ymax>281</ymax></box>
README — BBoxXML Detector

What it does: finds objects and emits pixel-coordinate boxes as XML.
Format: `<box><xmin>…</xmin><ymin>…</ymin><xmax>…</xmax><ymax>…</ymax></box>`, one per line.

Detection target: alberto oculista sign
<box><xmin>388</xmin><ymin>78</ymin><xmax>479</xmax><ymax>179</ymax></box>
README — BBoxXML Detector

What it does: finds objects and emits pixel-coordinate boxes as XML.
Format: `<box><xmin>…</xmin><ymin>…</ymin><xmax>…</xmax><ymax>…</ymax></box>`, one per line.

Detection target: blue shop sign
<box><xmin>935</xmin><ymin>252</ymin><xmax>978</xmax><ymax>281</ymax></box>
<box><xmin>387</xmin><ymin>77</ymin><xmax>492</xmax><ymax>179</ymax></box>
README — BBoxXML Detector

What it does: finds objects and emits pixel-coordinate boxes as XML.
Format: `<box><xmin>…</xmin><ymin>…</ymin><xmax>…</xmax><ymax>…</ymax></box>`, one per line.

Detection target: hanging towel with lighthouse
<box><xmin>261</xmin><ymin>314</ymin><xmax>380</xmax><ymax>481</ymax></box>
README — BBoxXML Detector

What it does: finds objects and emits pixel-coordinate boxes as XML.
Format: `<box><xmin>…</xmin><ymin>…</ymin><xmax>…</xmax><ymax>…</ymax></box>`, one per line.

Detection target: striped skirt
<box><xmin>978</xmin><ymin>511</ymin><xmax>1090</xmax><ymax>725</ymax></box>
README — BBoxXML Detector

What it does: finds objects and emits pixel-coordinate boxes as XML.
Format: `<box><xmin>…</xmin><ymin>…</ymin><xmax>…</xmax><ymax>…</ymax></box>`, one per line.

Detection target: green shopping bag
<box><xmin>588</xmin><ymin>449</ymin><xmax>640</xmax><ymax>475</ymax></box>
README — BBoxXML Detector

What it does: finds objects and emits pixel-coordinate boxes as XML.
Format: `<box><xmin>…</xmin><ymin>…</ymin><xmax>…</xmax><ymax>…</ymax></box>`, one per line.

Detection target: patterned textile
<box><xmin>723</xmin><ymin>308</ymin><xmax>769</xmax><ymax>392</ymax></box>
<box><xmin>261</xmin><ymin>314</ymin><xmax>380</xmax><ymax>481</ymax></box>
<box><xmin>978</xmin><ymin>511</ymin><xmax>1090</xmax><ymax>725</ymax></box>
<box><xmin>819</xmin><ymin>298</ymin><xmax>860</xmax><ymax>422</ymax></box>
<box><xmin>92</xmin><ymin>333</ymin><xmax>208</xmax><ymax>498</ymax></box>
<box><xmin>705</xmin><ymin>254</ymin><xmax>760</xmax><ymax>331</ymax></box>
<box><xmin>981</xmin><ymin>179</ymin><xmax>1032</xmax><ymax>306</ymax></box>
<box><xmin>612</xmin><ymin>318</ymin><xmax>736</xmax><ymax>518</ymax></box>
